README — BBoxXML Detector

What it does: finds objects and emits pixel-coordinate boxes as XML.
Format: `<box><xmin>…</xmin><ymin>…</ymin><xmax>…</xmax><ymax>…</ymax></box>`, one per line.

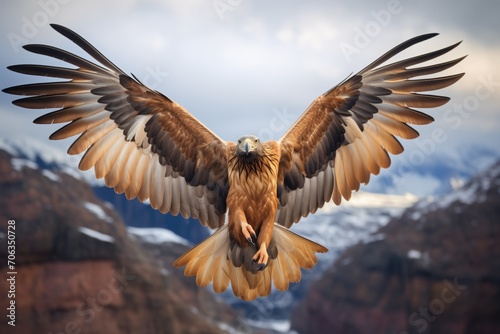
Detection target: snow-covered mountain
<box><xmin>364</xmin><ymin>144</ymin><xmax>498</xmax><ymax>196</ymax></box>
<box><xmin>292</xmin><ymin>191</ymin><xmax>418</xmax><ymax>265</ymax></box>
<box><xmin>407</xmin><ymin>159</ymin><xmax>500</xmax><ymax>221</ymax></box>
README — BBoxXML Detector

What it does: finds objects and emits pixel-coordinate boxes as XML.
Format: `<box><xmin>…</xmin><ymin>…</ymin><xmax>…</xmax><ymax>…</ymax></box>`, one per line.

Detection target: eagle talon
<box><xmin>252</xmin><ymin>244</ymin><xmax>269</xmax><ymax>269</ymax></box>
<box><xmin>247</xmin><ymin>237</ymin><xmax>256</xmax><ymax>246</ymax></box>
<box><xmin>241</xmin><ymin>221</ymin><xmax>257</xmax><ymax>246</ymax></box>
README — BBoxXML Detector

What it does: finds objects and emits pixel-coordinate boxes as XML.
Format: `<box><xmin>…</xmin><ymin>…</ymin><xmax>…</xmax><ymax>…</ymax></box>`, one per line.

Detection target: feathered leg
<box><xmin>228</xmin><ymin>207</ymin><xmax>256</xmax><ymax>246</ymax></box>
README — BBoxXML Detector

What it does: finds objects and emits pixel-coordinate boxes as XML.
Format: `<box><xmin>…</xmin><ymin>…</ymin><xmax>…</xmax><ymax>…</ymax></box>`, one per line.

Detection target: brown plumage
<box><xmin>3</xmin><ymin>24</ymin><xmax>465</xmax><ymax>300</ymax></box>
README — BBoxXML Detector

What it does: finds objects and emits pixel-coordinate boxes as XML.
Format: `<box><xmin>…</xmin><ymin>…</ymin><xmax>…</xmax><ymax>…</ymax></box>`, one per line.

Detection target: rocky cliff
<box><xmin>0</xmin><ymin>150</ymin><xmax>242</xmax><ymax>334</ymax></box>
<box><xmin>291</xmin><ymin>161</ymin><xmax>500</xmax><ymax>334</ymax></box>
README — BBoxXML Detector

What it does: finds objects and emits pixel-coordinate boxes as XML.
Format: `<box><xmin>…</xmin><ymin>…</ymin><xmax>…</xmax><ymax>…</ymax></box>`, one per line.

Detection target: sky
<box><xmin>1</xmin><ymin>0</ymin><xmax>499</xmax><ymax>195</ymax></box>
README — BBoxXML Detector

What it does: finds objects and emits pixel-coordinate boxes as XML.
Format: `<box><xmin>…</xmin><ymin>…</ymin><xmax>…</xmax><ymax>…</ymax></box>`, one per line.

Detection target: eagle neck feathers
<box><xmin>228</xmin><ymin>142</ymin><xmax>279</xmax><ymax>180</ymax></box>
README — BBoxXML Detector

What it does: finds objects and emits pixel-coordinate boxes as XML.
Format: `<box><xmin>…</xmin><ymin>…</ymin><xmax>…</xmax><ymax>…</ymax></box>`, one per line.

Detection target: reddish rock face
<box><xmin>0</xmin><ymin>150</ymin><xmax>238</xmax><ymax>334</ymax></box>
<box><xmin>291</xmin><ymin>162</ymin><xmax>500</xmax><ymax>334</ymax></box>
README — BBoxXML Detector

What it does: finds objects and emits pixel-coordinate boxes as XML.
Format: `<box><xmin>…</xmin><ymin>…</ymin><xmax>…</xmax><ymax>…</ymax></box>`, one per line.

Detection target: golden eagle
<box><xmin>3</xmin><ymin>24</ymin><xmax>464</xmax><ymax>300</ymax></box>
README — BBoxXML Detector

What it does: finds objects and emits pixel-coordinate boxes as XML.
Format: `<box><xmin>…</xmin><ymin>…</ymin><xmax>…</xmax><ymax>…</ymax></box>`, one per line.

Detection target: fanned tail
<box><xmin>173</xmin><ymin>224</ymin><xmax>328</xmax><ymax>301</ymax></box>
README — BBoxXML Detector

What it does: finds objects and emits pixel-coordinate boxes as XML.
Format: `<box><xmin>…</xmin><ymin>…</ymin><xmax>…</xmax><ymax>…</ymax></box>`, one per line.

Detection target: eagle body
<box><xmin>4</xmin><ymin>24</ymin><xmax>465</xmax><ymax>300</ymax></box>
<box><xmin>227</xmin><ymin>139</ymin><xmax>280</xmax><ymax>270</ymax></box>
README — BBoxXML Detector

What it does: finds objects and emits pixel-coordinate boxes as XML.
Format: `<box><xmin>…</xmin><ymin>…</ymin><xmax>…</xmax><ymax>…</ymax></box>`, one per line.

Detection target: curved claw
<box><xmin>251</xmin><ymin>259</ymin><xmax>266</xmax><ymax>271</ymax></box>
<box><xmin>251</xmin><ymin>232</ymin><xmax>257</xmax><ymax>242</ymax></box>
<box><xmin>247</xmin><ymin>237</ymin><xmax>255</xmax><ymax>247</ymax></box>
<box><xmin>241</xmin><ymin>222</ymin><xmax>257</xmax><ymax>246</ymax></box>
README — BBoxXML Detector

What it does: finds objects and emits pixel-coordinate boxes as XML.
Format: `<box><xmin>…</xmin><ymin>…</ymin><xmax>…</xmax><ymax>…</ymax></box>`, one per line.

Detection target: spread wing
<box><xmin>277</xmin><ymin>33</ymin><xmax>465</xmax><ymax>227</ymax></box>
<box><xmin>3</xmin><ymin>24</ymin><xmax>229</xmax><ymax>228</ymax></box>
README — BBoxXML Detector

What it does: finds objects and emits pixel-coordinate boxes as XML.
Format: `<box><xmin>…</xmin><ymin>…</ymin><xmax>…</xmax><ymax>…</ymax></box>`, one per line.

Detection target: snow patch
<box><xmin>11</xmin><ymin>158</ymin><xmax>38</xmax><ymax>171</ymax></box>
<box><xmin>410</xmin><ymin>211</ymin><xmax>422</xmax><ymax>221</ymax></box>
<box><xmin>450</xmin><ymin>177</ymin><xmax>465</xmax><ymax>190</ymax></box>
<box><xmin>0</xmin><ymin>135</ymin><xmax>67</xmax><ymax>163</ymax></box>
<box><xmin>82</xmin><ymin>201</ymin><xmax>114</xmax><ymax>223</ymax></box>
<box><xmin>42</xmin><ymin>169</ymin><xmax>61</xmax><ymax>182</ymax></box>
<box><xmin>217</xmin><ymin>322</ymin><xmax>240</xmax><ymax>334</ymax></box>
<box><xmin>103</xmin><ymin>201</ymin><xmax>115</xmax><ymax>210</ymax></box>
<box><xmin>439</xmin><ymin>183</ymin><xmax>478</xmax><ymax>208</ymax></box>
<box><xmin>158</xmin><ymin>267</ymin><xmax>170</xmax><ymax>276</ymax></box>
<box><xmin>246</xmin><ymin>319</ymin><xmax>291</xmax><ymax>333</ymax></box>
<box><xmin>317</xmin><ymin>191</ymin><xmax>418</xmax><ymax>215</ymax></box>
<box><xmin>127</xmin><ymin>227</ymin><xmax>189</xmax><ymax>246</ymax></box>
<box><xmin>415</xmin><ymin>161</ymin><xmax>500</xmax><ymax>214</ymax></box>
<box><xmin>407</xmin><ymin>249</ymin><xmax>422</xmax><ymax>259</ymax></box>
<box><xmin>78</xmin><ymin>226</ymin><xmax>115</xmax><ymax>243</ymax></box>
<box><xmin>361</xmin><ymin>233</ymin><xmax>385</xmax><ymax>244</ymax></box>
<box><xmin>0</xmin><ymin>135</ymin><xmax>103</xmax><ymax>185</ymax></box>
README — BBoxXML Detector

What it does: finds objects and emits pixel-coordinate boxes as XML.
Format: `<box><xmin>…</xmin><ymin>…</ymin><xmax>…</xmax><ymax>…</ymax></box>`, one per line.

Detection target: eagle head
<box><xmin>236</xmin><ymin>135</ymin><xmax>263</xmax><ymax>158</ymax></box>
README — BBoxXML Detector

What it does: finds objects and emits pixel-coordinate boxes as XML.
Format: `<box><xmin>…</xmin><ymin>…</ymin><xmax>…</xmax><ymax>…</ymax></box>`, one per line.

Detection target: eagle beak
<box><xmin>244</xmin><ymin>142</ymin><xmax>250</xmax><ymax>154</ymax></box>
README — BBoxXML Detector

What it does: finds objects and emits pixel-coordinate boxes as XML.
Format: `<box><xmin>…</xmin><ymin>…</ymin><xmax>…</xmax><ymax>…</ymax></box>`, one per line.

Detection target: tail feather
<box><xmin>230</xmin><ymin>266</ymin><xmax>258</xmax><ymax>300</ymax></box>
<box><xmin>173</xmin><ymin>224</ymin><xmax>328</xmax><ymax>301</ymax></box>
<box><xmin>271</xmin><ymin>258</ymin><xmax>289</xmax><ymax>291</ymax></box>
<box><xmin>245</xmin><ymin>267</ymin><xmax>260</xmax><ymax>289</ymax></box>
<box><xmin>195</xmin><ymin>255</ymin><xmax>219</xmax><ymax>287</ymax></box>
<box><xmin>212</xmin><ymin>257</ymin><xmax>231</xmax><ymax>293</ymax></box>
<box><xmin>258</xmin><ymin>263</ymin><xmax>273</xmax><ymax>296</ymax></box>
<box><xmin>184</xmin><ymin>255</ymin><xmax>205</xmax><ymax>277</ymax></box>
<box><xmin>279</xmin><ymin>251</ymin><xmax>302</xmax><ymax>282</ymax></box>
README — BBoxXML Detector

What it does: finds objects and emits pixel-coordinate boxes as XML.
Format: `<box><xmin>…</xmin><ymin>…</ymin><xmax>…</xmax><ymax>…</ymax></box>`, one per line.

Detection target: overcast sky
<box><xmin>1</xmin><ymin>0</ymin><xmax>499</xmax><ymax>194</ymax></box>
